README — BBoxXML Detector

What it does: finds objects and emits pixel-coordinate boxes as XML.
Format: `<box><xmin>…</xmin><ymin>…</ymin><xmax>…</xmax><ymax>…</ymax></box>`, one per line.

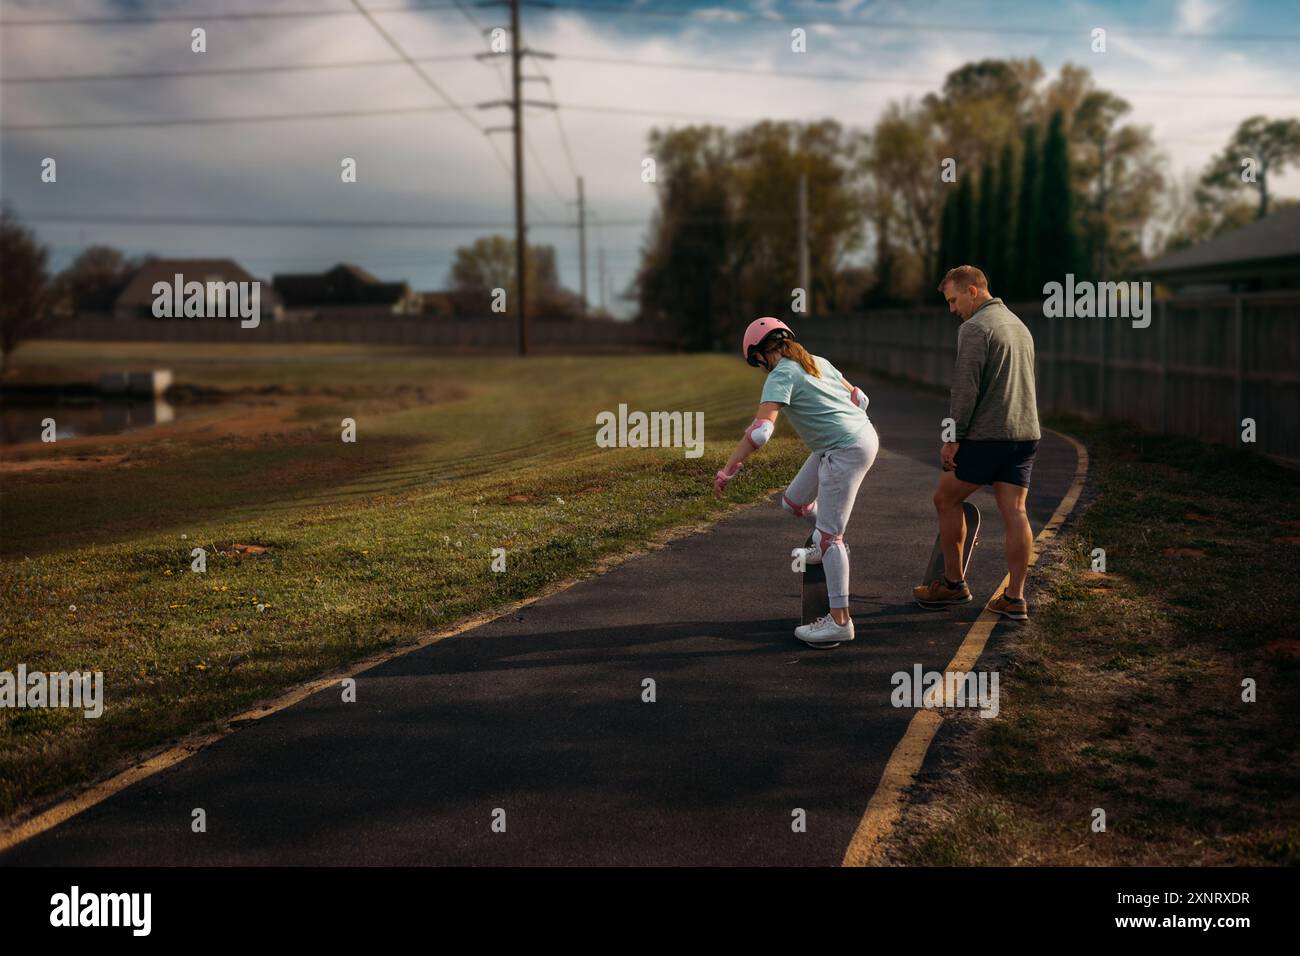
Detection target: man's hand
<box><xmin>714</xmin><ymin>461</ymin><xmax>742</xmax><ymax>499</ymax></box>
<box><xmin>941</xmin><ymin>441</ymin><xmax>960</xmax><ymax>472</ymax></box>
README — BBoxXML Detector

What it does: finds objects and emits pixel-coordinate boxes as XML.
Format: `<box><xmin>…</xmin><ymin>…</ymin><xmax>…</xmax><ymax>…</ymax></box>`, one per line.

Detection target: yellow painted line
<box><xmin>0</xmin><ymin>506</ymin><xmax>758</xmax><ymax>855</ymax></box>
<box><xmin>842</xmin><ymin>428</ymin><xmax>1090</xmax><ymax>866</ymax></box>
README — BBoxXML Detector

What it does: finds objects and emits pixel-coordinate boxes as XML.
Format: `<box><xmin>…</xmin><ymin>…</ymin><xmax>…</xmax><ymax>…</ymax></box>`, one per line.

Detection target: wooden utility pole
<box><xmin>477</xmin><ymin>0</ymin><xmax>556</xmax><ymax>354</ymax></box>
<box><xmin>797</xmin><ymin>173</ymin><xmax>810</xmax><ymax>311</ymax></box>
<box><xmin>577</xmin><ymin>176</ymin><xmax>587</xmax><ymax>316</ymax></box>
<box><xmin>509</xmin><ymin>0</ymin><xmax>527</xmax><ymax>354</ymax></box>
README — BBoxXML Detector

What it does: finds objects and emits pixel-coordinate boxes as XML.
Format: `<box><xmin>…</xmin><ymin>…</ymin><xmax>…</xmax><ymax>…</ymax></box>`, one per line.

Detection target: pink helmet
<box><xmin>742</xmin><ymin>316</ymin><xmax>794</xmax><ymax>367</ymax></box>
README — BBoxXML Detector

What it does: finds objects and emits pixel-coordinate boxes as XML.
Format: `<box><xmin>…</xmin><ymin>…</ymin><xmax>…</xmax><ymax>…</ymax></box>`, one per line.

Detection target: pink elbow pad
<box><xmin>744</xmin><ymin>419</ymin><xmax>774</xmax><ymax>449</ymax></box>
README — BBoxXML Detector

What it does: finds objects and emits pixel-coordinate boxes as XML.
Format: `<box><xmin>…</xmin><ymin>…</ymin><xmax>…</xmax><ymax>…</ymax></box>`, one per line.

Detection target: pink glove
<box><xmin>714</xmin><ymin>461</ymin><xmax>742</xmax><ymax>496</ymax></box>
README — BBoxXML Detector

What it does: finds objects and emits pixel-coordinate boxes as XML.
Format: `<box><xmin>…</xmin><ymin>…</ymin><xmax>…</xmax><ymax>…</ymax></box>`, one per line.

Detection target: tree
<box><xmin>924</xmin><ymin>58</ymin><xmax>1044</xmax><ymax>171</ymax></box>
<box><xmin>1069</xmin><ymin>83</ymin><xmax>1163</xmax><ymax>280</ymax></box>
<box><xmin>953</xmin><ymin>173</ymin><xmax>976</xmax><ymax>266</ymax></box>
<box><xmin>1201</xmin><ymin>115</ymin><xmax>1300</xmax><ymax>219</ymax></box>
<box><xmin>53</xmin><ymin>245</ymin><xmax>138</xmax><ymax>315</ymax></box>
<box><xmin>1152</xmin><ymin>171</ymin><xmax>1255</xmax><ymax>255</ymax></box>
<box><xmin>633</xmin><ymin>125</ymin><xmax>735</xmax><ymax>348</ymax></box>
<box><xmin>1013</xmin><ymin>123</ymin><xmax>1042</xmax><ymax>300</ymax></box>
<box><xmin>1039</xmin><ymin>109</ymin><xmax>1082</xmax><ymax>284</ymax></box>
<box><xmin>976</xmin><ymin>161</ymin><xmax>996</xmax><ymax>275</ymax></box>
<box><xmin>729</xmin><ymin>119</ymin><xmax>865</xmax><ymax>316</ymax></box>
<box><xmin>635</xmin><ymin>120</ymin><xmax>863</xmax><ymax>342</ymax></box>
<box><xmin>989</xmin><ymin>141</ymin><xmax>1017</xmax><ymax>294</ymax></box>
<box><xmin>448</xmin><ymin>235</ymin><xmax>563</xmax><ymax>314</ymax></box>
<box><xmin>0</xmin><ymin>208</ymin><xmax>65</xmax><ymax>375</ymax></box>
<box><xmin>935</xmin><ymin>187</ymin><xmax>955</xmax><ymax>279</ymax></box>
<box><xmin>865</xmin><ymin>101</ymin><xmax>946</xmax><ymax>294</ymax></box>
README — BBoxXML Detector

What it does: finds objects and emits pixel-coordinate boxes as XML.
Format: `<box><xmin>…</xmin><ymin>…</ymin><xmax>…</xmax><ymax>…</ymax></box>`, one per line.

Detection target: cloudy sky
<box><xmin>3</xmin><ymin>0</ymin><xmax>1298</xmax><ymax>317</ymax></box>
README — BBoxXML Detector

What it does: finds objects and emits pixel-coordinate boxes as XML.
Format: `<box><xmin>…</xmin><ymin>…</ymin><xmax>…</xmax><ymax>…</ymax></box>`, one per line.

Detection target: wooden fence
<box><xmin>798</xmin><ymin>292</ymin><xmax>1300</xmax><ymax>462</ymax></box>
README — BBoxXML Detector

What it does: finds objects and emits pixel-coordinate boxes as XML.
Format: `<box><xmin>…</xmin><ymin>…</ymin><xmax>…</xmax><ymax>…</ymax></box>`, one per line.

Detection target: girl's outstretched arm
<box><xmin>714</xmin><ymin>402</ymin><xmax>782</xmax><ymax>498</ymax></box>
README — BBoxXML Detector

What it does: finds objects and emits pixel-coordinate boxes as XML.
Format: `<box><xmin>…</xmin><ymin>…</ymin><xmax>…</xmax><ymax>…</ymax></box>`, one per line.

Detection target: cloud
<box><xmin>1177</xmin><ymin>0</ymin><xmax>1221</xmax><ymax>32</ymax></box>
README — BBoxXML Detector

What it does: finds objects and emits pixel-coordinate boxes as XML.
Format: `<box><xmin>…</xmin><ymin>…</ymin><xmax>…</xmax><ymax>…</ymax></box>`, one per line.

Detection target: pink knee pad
<box><xmin>781</xmin><ymin>493</ymin><xmax>817</xmax><ymax>518</ymax></box>
<box><xmin>814</xmin><ymin>528</ymin><xmax>845</xmax><ymax>556</ymax></box>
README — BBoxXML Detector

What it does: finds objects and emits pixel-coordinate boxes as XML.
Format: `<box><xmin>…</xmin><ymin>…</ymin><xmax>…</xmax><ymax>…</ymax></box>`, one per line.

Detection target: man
<box><xmin>913</xmin><ymin>265</ymin><xmax>1040</xmax><ymax>621</ymax></box>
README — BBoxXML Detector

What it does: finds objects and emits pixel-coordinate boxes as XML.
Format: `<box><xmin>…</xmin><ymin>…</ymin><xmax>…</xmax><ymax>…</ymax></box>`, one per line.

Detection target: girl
<box><xmin>713</xmin><ymin>317</ymin><xmax>879</xmax><ymax>647</ymax></box>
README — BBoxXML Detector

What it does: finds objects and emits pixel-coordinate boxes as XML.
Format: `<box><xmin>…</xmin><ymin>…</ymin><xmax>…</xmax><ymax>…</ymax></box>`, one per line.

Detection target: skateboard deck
<box><xmin>917</xmin><ymin>501</ymin><xmax>980</xmax><ymax>607</ymax></box>
<box><xmin>800</xmin><ymin>534</ymin><xmax>830</xmax><ymax>626</ymax></box>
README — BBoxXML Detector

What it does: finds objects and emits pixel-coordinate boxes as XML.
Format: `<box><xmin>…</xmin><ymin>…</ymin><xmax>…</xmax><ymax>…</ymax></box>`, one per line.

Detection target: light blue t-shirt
<box><xmin>760</xmin><ymin>355</ymin><xmax>870</xmax><ymax>453</ymax></box>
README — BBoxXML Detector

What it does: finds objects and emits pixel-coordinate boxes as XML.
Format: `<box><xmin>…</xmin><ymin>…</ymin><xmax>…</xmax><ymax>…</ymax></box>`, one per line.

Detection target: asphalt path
<box><xmin>1</xmin><ymin>373</ymin><xmax>1079</xmax><ymax>866</ymax></box>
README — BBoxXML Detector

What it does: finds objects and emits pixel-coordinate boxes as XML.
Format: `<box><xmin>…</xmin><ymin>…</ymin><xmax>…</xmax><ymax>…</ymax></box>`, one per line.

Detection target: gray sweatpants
<box><xmin>780</xmin><ymin>421</ymin><xmax>879</xmax><ymax>609</ymax></box>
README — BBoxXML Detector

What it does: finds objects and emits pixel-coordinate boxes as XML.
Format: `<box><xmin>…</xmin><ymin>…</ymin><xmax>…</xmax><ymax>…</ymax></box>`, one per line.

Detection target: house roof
<box><xmin>272</xmin><ymin>263</ymin><xmax>411</xmax><ymax>306</ymax></box>
<box><xmin>1144</xmin><ymin>203</ymin><xmax>1300</xmax><ymax>276</ymax></box>
<box><xmin>330</xmin><ymin>262</ymin><xmax>380</xmax><ymax>284</ymax></box>
<box><xmin>115</xmin><ymin>258</ymin><xmax>265</xmax><ymax>308</ymax></box>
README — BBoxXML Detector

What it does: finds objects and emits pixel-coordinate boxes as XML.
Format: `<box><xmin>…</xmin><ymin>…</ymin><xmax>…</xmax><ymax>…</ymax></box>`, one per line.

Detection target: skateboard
<box><xmin>916</xmin><ymin>501</ymin><xmax>980</xmax><ymax>608</ymax></box>
<box><xmin>799</xmin><ymin>533</ymin><xmax>829</xmax><ymax>626</ymax></box>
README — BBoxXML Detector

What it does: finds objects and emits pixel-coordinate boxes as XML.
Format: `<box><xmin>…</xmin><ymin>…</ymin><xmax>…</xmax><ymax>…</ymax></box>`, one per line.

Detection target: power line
<box><xmin>343</xmin><ymin>0</ymin><xmax>540</xmax><ymax>223</ymax></box>
<box><xmin>6</xmin><ymin>50</ymin><xmax>1293</xmax><ymax>106</ymax></box>
<box><xmin>2</xmin><ymin>99</ymin><xmax>1254</xmax><ymax>146</ymax></box>
<box><xmin>19</xmin><ymin>211</ymin><xmax>793</xmax><ymax>229</ymax></box>
<box><xmin>0</xmin><ymin>3</ymin><xmax>458</xmax><ymax>26</ymax></box>
<box><xmin>346</xmin><ymin>1</ymin><xmax>486</xmax><ymax>145</ymax></box>
<box><xmin>533</xmin><ymin>58</ymin><xmax>581</xmax><ymax>180</ymax></box>
<box><xmin>21</xmin><ymin>213</ymin><xmax>558</xmax><ymax>229</ymax></box>
<box><xmin>2</xmin><ymin>104</ymin><xmax>467</xmax><ymax>131</ymax></box>
<box><xmin>544</xmin><ymin>52</ymin><xmax>1300</xmax><ymax>101</ymax></box>
<box><xmin>0</xmin><ymin>55</ymin><xmax>477</xmax><ymax>85</ymax></box>
<box><xmin>447</xmin><ymin>0</ymin><xmax>571</xmax><ymax>216</ymax></box>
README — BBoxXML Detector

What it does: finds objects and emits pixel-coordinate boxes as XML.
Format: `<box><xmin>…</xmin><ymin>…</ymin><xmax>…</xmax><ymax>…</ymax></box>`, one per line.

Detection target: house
<box><xmin>1143</xmin><ymin>203</ymin><xmax>1300</xmax><ymax>294</ymax></box>
<box><xmin>273</xmin><ymin>263</ymin><xmax>420</xmax><ymax>315</ymax></box>
<box><xmin>113</xmin><ymin>258</ymin><xmax>283</xmax><ymax>321</ymax></box>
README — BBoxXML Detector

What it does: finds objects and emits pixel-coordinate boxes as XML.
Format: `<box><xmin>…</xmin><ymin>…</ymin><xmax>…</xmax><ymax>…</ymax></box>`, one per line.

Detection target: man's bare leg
<box><xmin>993</xmin><ymin>481</ymin><xmax>1033</xmax><ymax>598</ymax></box>
<box><xmin>933</xmin><ymin>471</ymin><xmax>981</xmax><ymax>581</ymax></box>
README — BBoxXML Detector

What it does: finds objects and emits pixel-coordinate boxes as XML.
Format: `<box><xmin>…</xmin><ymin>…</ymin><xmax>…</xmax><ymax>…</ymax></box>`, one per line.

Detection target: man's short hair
<box><xmin>938</xmin><ymin>265</ymin><xmax>988</xmax><ymax>294</ymax></box>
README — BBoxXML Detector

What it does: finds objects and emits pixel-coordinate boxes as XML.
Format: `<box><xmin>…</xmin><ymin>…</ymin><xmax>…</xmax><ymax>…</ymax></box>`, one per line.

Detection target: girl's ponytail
<box><xmin>772</xmin><ymin>339</ymin><xmax>821</xmax><ymax>378</ymax></box>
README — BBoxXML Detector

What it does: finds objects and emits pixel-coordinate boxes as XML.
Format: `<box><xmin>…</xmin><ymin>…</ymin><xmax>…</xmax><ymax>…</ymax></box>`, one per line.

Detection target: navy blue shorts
<box><xmin>954</xmin><ymin>439</ymin><xmax>1039</xmax><ymax>488</ymax></box>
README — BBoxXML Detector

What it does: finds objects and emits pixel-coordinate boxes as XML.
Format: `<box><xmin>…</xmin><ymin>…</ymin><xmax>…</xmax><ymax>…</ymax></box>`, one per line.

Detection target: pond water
<box><xmin>0</xmin><ymin>398</ymin><xmax>195</xmax><ymax>445</ymax></box>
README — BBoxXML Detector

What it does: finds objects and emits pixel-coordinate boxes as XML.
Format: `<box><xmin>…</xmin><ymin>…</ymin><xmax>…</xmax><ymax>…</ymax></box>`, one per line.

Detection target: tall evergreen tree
<box><xmin>1038</xmin><ymin>109</ymin><xmax>1082</xmax><ymax>285</ymax></box>
<box><xmin>990</xmin><ymin>141</ymin><xmax>1016</xmax><ymax>296</ymax></box>
<box><xmin>976</xmin><ymin>161</ymin><xmax>996</xmax><ymax>276</ymax></box>
<box><xmin>936</xmin><ymin>187</ymin><xmax>956</xmax><ymax>279</ymax></box>
<box><xmin>1013</xmin><ymin>123</ymin><xmax>1041</xmax><ymax>301</ymax></box>
<box><xmin>954</xmin><ymin>174</ymin><xmax>976</xmax><ymax>266</ymax></box>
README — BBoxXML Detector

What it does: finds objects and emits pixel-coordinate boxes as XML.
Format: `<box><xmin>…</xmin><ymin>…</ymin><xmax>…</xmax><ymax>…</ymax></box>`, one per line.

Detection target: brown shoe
<box><xmin>913</xmin><ymin>578</ymin><xmax>972</xmax><ymax>609</ymax></box>
<box><xmin>986</xmin><ymin>590</ymin><xmax>1029</xmax><ymax>621</ymax></box>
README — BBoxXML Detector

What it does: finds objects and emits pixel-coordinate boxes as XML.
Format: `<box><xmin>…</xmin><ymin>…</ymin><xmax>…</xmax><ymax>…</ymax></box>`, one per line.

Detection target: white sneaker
<box><xmin>795</xmin><ymin>613</ymin><xmax>854</xmax><ymax>647</ymax></box>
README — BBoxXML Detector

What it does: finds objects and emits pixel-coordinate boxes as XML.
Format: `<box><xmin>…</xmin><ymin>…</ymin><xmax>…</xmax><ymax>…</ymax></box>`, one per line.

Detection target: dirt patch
<box><xmin>231</xmin><ymin>543</ymin><xmax>271</xmax><ymax>555</ymax></box>
<box><xmin>0</xmin><ymin>453</ymin><xmax>132</xmax><ymax>474</ymax></box>
<box><xmin>0</xmin><ymin>400</ymin><xmax>300</xmax><ymax>471</ymax></box>
<box><xmin>1162</xmin><ymin>547</ymin><xmax>1206</xmax><ymax>557</ymax></box>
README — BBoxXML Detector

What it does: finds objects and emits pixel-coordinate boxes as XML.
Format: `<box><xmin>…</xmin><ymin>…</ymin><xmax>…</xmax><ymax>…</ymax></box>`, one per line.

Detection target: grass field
<box><xmin>1</xmin><ymin>342</ymin><xmax>811</xmax><ymax>820</ymax></box>
<box><xmin>884</xmin><ymin>419</ymin><xmax>1300</xmax><ymax>866</ymax></box>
